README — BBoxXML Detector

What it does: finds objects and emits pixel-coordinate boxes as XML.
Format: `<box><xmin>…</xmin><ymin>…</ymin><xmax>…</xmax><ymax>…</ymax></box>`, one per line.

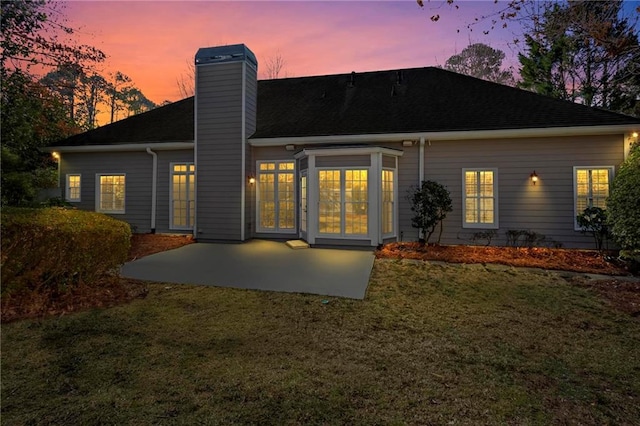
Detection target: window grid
<box><xmin>97</xmin><ymin>174</ymin><xmax>125</xmax><ymax>213</ymax></box>
<box><xmin>318</xmin><ymin>169</ymin><xmax>368</xmax><ymax>236</ymax></box>
<box><xmin>66</xmin><ymin>174</ymin><xmax>81</xmax><ymax>202</ymax></box>
<box><xmin>382</xmin><ymin>170</ymin><xmax>394</xmax><ymax>235</ymax></box>
<box><xmin>575</xmin><ymin>168</ymin><xmax>610</xmax><ymax>214</ymax></box>
<box><xmin>171</xmin><ymin>163</ymin><xmax>195</xmax><ymax>229</ymax></box>
<box><xmin>257</xmin><ymin>161</ymin><xmax>295</xmax><ymax>232</ymax></box>
<box><xmin>464</xmin><ymin>169</ymin><xmax>496</xmax><ymax>227</ymax></box>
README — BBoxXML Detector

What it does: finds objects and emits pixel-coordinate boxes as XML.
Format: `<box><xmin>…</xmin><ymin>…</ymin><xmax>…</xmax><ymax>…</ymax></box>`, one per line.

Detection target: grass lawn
<box><xmin>2</xmin><ymin>259</ymin><xmax>639</xmax><ymax>425</ymax></box>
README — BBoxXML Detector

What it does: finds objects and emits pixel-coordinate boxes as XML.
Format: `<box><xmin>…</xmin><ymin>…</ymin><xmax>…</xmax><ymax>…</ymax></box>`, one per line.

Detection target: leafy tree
<box><xmin>107</xmin><ymin>71</ymin><xmax>133</xmax><ymax>123</ymax></box>
<box><xmin>1</xmin><ymin>70</ymin><xmax>78</xmax><ymax>205</ymax></box>
<box><xmin>408</xmin><ymin>180</ymin><xmax>453</xmax><ymax>244</ymax></box>
<box><xmin>444</xmin><ymin>43</ymin><xmax>514</xmax><ymax>85</ymax></box>
<box><xmin>1</xmin><ymin>0</ymin><xmax>105</xmax><ymax>73</ymax></box>
<box><xmin>123</xmin><ymin>87</ymin><xmax>157</xmax><ymax>116</ymax></box>
<box><xmin>517</xmin><ymin>1</ymin><xmax>639</xmax><ymax>114</ymax></box>
<box><xmin>607</xmin><ymin>142</ymin><xmax>640</xmax><ymax>250</ymax></box>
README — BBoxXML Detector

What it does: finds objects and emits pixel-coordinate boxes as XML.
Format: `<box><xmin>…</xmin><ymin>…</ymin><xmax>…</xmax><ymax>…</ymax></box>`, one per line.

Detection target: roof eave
<box><xmin>43</xmin><ymin>141</ymin><xmax>194</xmax><ymax>153</ymax></box>
<box><xmin>249</xmin><ymin>124</ymin><xmax>639</xmax><ymax>146</ymax></box>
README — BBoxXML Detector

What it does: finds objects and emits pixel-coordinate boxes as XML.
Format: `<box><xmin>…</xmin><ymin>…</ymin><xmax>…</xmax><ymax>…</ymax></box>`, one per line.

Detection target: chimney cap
<box><xmin>195</xmin><ymin>44</ymin><xmax>257</xmax><ymax>67</ymax></box>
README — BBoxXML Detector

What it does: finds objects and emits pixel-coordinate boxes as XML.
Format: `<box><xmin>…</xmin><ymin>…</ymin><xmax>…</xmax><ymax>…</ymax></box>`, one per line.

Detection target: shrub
<box><xmin>1</xmin><ymin>208</ymin><xmax>132</xmax><ymax>296</ymax></box>
<box><xmin>576</xmin><ymin>206</ymin><xmax>609</xmax><ymax>251</ymax></box>
<box><xmin>607</xmin><ymin>142</ymin><xmax>640</xmax><ymax>250</ymax></box>
<box><xmin>408</xmin><ymin>180</ymin><xmax>453</xmax><ymax>244</ymax></box>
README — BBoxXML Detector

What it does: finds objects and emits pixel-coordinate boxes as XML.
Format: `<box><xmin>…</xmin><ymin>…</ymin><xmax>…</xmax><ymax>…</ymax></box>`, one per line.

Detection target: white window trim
<box><xmin>169</xmin><ymin>162</ymin><xmax>195</xmax><ymax>231</ymax></box>
<box><xmin>256</xmin><ymin>160</ymin><xmax>297</xmax><ymax>234</ymax></box>
<box><xmin>381</xmin><ymin>167</ymin><xmax>397</xmax><ymax>238</ymax></box>
<box><xmin>65</xmin><ymin>174</ymin><xmax>81</xmax><ymax>202</ymax></box>
<box><xmin>462</xmin><ymin>168</ymin><xmax>499</xmax><ymax>229</ymax></box>
<box><xmin>572</xmin><ymin>166</ymin><xmax>614</xmax><ymax>231</ymax></box>
<box><xmin>95</xmin><ymin>173</ymin><xmax>126</xmax><ymax>214</ymax></box>
<box><xmin>317</xmin><ymin>167</ymin><xmax>370</xmax><ymax>239</ymax></box>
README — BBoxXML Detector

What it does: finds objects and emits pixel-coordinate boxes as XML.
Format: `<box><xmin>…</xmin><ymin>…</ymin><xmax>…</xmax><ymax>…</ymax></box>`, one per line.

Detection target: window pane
<box><xmin>464</xmin><ymin>170</ymin><xmax>495</xmax><ymax>226</ymax></box>
<box><xmin>99</xmin><ymin>175</ymin><xmax>125</xmax><ymax>212</ymax></box>
<box><xmin>382</xmin><ymin>170</ymin><xmax>394</xmax><ymax>234</ymax></box>
<box><xmin>319</xmin><ymin>170</ymin><xmax>341</xmax><ymax>234</ymax></box>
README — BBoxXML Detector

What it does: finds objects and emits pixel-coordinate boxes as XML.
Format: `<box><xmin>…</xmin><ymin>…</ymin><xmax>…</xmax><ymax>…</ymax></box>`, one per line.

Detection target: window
<box><xmin>257</xmin><ymin>161</ymin><xmax>295</xmax><ymax>232</ymax></box>
<box><xmin>171</xmin><ymin>163</ymin><xmax>195</xmax><ymax>229</ymax></box>
<box><xmin>96</xmin><ymin>174</ymin><xmax>125</xmax><ymax>214</ymax></box>
<box><xmin>463</xmin><ymin>169</ymin><xmax>498</xmax><ymax>228</ymax></box>
<box><xmin>65</xmin><ymin>174</ymin><xmax>81</xmax><ymax>202</ymax></box>
<box><xmin>574</xmin><ymin>167</ymin><xmax>613</xmax><ymax>227</ymax></box>
<box><xmin>381</xmin><ymin>169</ymin><xmax>395</xmax><ymax>235</ymax></box>
<box><xmin>318</xmin><ymin>169</ymin><xmax>368</xmax><ymax>236</ymax></box>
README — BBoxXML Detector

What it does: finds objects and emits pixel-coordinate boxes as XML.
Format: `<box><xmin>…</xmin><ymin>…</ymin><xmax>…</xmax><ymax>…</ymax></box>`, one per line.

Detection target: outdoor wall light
<box><xmin>633</xmin><ymin>132</ymin><xmax>639</xmax><ymax>138</ymax></box>
<box><xmin>248</xmin><ymin>175</ymin><xmax>256</xmax><ymax>184</ymax></box>
<box><xmin>530</xmin><ymin>170</ymin><xmax>538</xmax><ymax>185</ymax></box>
<box><xmin>52</xmin><ymin>152</ymin><xmax>60</xmax><ymax>160</ymax></box>
<box><xmin>285</xmin><ymin>144</ymin><xmax>295</xmax><ymax>151</ymax></box>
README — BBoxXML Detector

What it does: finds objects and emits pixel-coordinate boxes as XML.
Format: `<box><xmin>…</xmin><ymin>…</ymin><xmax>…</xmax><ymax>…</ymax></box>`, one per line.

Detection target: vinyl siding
<box><xmin>196</xmin><ymin>61</ymin><xmax>250</xmax><ymax>241</ymax></box>
<box><xmin>59</xmin><ymin>150</ymin><xmax>193</xmax><ymax>233</ymax></box>
<box><xmin>410</xmin><ymin>134</ymin><xmax>624</xmax><ymax>249</ymax></box>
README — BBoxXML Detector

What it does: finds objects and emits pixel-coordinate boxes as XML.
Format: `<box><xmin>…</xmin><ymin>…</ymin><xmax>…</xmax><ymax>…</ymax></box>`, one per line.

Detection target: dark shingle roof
<box><xmin>253</xmin><ymin>67</ymin><xmax>638</xmax><ymax>138</ymax></box>
<box><xmin>50</xmin><ymin>97</ymin><xmax>194</xmax><ymax>146</ymax></box>
<box><xmin>52</xmin><ymin>67</ymin><xmax>638</xmax><ymax>147</ymax></box>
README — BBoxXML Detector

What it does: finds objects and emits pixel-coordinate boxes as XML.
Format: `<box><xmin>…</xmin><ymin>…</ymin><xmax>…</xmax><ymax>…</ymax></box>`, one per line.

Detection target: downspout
<box><xmin>419</xmin><ymin>137</ymin><xmax>425</xmax><ymax>183</ymax></box>
<box><xmin>419</xmin><ymin>137</ymin><xmax>425</xmax><ymax>240</ymax></box>
<box><xmin>146</xmin><ymin>147</ymin><xmax>157</xmax><ymax>233</ymax></box>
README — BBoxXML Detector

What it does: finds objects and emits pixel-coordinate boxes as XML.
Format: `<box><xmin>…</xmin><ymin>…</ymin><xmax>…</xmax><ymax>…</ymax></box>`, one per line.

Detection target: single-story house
<box><xmin>48</xmin><ymin>44</ymin><xmax>639</xmax><ymax>249</ymax></box>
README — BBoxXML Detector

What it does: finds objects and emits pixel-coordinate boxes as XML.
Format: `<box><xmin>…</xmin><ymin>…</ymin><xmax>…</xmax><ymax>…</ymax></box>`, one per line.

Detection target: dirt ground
<box><xmin>2</xmin><ymin>235</ymin><xmax>638</xmax><ymax>322</ymax></box>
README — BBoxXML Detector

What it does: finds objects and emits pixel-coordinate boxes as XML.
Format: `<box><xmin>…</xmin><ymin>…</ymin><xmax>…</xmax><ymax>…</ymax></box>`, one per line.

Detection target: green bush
<box><xmin>607</xmin><ymin>142</ymin><xmax>640</xmax><ymax>250</ymax></box>
<box><xmin>1</xmin><ymin>208</ymin><xmax>132</xmax><ymax>296</ymax></box>
<box><xmin>408</xmin><ymin>180</ymin><xmax>453</xmax><ymax>244</ymax></box>
<box><xmin>576</xmin><ymin>206</ymin><xmax>609</xmax><ymax>251</ymax></box>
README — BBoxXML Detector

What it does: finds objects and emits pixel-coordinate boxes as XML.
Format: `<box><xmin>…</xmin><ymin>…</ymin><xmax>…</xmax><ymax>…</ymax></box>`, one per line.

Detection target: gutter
<box><xmin>146</xmin><ymin>148</ymin><xmax>158</xmax><ymax>233</ymax></box>
<box><xmin>249</xmin><ymin>124</ymin><xmax>639</xmax><ymax>147</ymax></box>
<box><xmin>43</xmin><ymin>142</ymin><xmax>194</xmax><ymax>153</ymax></box>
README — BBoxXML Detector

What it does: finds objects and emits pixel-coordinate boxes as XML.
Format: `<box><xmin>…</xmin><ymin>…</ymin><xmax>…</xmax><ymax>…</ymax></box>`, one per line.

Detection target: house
<box><xmin>48</xmin><ymin>44</ymin><xmax>640</xmax><ymax>249</ymax></box>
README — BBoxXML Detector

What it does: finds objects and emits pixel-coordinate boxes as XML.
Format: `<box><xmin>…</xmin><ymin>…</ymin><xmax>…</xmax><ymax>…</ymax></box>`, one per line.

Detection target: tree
<box><xmin>516</xmin><ymin>1</ymin><xmax>639</xmax><ymax>114</ymax></box>
<box><xmin>1</xmin><ymin>0</ymin><xmax>105</xmax><ymax>73</ymax></box>
<box><xmin>106</xmin><ymin>71</ymin><xmax>132</xmax><ymax>123</ymax></box>
<box><xmin>176</xmin><ymin>58</ymin><xmax>195</xmax><ymax>98</ymax></box>
<box><xmin>265</xmin><ymin>51</ymin><xmax>287</xmax><ymax>79</ymax></box>
<box><xmin>607</xmin><ymin>141</ymin><xmax>640</xmax><ymax>250</ymax></box>
<box><xmin>408</xmin><ymin>180</ymin><xmax>453</xmax><ymax>244</ymax></box>
<box><xmin>444</xmin><ymin>43</ymin><xmax>515</xmax><ymax>85</ymax></box>
<box><xmin>123</xmin><ymin>87</ymin><xmax>157</xmax><ymax>116</ymax></box>
<box><xmin>1</xmin><ymin>70</ymin><xmax>78</xmax><ymax>205</ymax></box>
<box><xmin>1</xmin><ymin>0</ymin><xmax>103</xmax><ymax>205</ymax></box>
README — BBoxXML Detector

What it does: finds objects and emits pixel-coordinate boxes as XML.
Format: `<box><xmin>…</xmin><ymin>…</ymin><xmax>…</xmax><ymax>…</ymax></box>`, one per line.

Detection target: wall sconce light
<box><xmin>633</xmin><ymin>132</ymin><xmax>639</xmax><ymax>138</ymax></box>
<box><xmin>52</xmin><ymin>152</ymin><xmax>60</xmax><ymax>160</ymax></box>
<box><xmin>285</xmin><ymin>144</ymin><xmax>295</xmax><ymax>151</ymax></box>
<box><xmin>402</xmin><ymin>140</ymin><xmax>413</xmax><ymax>147</ymax></box>
<box><xmin>248</xmin><ymin>175</ymin><xmax>255</xmax><ymax>184</ymax></box>
<box><xmin>530</xmin><ymin>170</ymin><xmax>538</xmax><ymax>185</ymax></box>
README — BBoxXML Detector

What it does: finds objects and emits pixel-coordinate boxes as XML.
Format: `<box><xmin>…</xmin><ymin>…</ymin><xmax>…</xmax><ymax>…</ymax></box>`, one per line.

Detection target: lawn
<box><xmin>2</xmin><ymin>259</ymin><xmax>639</xmax><ymax>424</ymax></box>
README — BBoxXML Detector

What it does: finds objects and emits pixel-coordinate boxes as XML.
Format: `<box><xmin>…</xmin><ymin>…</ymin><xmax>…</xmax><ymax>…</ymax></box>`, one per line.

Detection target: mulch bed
<box><xmin>128</xmin><ymin>234</ymin><xmax>194</xmax><ymax>261</ymax></box>
<box><xmin>375</xmin><ymin>242</ymin><xmax>630</xmax><ymax>276</ymax></box>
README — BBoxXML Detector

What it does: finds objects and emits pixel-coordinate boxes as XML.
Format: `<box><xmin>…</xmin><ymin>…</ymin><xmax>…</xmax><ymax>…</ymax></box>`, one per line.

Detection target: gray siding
<box><xmin>315</xmin><ymin>155</ymin><xmax>370</xmax><ymax>167</ymax></box>
<box><xmin>59</xmin><ymin>149</ymin><xmax>193</xmax><ymax>234</ymax></box>
<box><xmin>397</xmin><ymin>134</ymin><xmax>624</xmax><ymax>249</ymax></box>
<box><xmin>196</xmin><ymin>61</ymin><xmax>256</xmax><ymax>241</ymax></box>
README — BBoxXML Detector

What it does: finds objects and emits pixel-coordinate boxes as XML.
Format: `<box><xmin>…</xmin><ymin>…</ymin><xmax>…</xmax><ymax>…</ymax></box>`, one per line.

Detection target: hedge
<box><xmin>1</xmin><ymin>208</ymin><xmax>132</xmax><ymax>296</ymax></box>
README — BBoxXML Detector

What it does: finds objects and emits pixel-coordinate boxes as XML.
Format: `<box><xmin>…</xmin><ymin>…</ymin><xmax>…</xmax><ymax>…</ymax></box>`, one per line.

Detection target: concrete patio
<box><xmin>121</xmin><ymin>240</ymin><xmax>375</xmax><ymax>299</ymax></box>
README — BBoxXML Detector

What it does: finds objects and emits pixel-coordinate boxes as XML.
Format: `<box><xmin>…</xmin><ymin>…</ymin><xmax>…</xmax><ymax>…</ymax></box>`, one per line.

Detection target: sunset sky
<box><xmin>62</xmin><ymin>0</ymin><xmax>639</xmax><ymax>106</ymax></box>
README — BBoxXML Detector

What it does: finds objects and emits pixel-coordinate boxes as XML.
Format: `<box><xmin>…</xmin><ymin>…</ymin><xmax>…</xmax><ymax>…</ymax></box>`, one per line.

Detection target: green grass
<box><xmin>2</xmin><ymin>259</ymin><xmax>639</xmax><ymax>425</ymax></box>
